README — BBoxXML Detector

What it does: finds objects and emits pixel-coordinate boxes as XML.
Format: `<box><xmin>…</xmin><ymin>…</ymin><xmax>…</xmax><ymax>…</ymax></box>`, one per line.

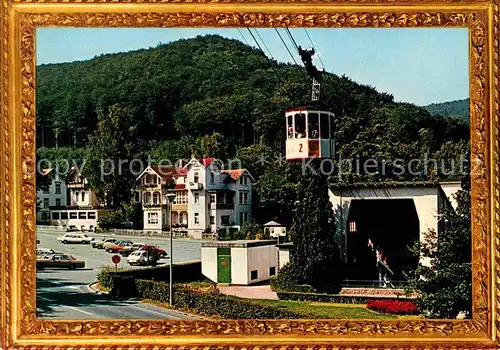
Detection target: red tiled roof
<box><xmin>197</xmin><ymin>158</ymin><xmax>215</xmax><ymax>167</ymax></box>
<box><xmin>150</xmin><ymin>166</ymin><xmax>187</xmax><ymax>180</ymax></box>
<box><xmin>221</xmin><ymin>169</ymin><xmax>246</xmax><ymax>181</ymax></box>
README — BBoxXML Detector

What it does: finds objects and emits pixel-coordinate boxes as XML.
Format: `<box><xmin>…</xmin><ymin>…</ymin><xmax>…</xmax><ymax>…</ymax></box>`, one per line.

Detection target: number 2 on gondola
<box><xmin>298</xmin><ymin>144</ymin><xmax>303</xmax><ymax>152</ymax></box>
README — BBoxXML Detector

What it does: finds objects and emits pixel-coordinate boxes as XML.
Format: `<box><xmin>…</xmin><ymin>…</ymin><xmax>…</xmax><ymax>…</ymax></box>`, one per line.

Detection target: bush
<box><xmin>134</xmin><ymin>280</ymin><xmax>312</xmax><ymax>319</ymax></box>
<box><xmin>97</xmin><ymin>260</ymin><xmax>202</xmax><ymax>290</ymax></box>
<box><xmin>367</xmin><ymin>299</ymin><xmax>420</xmax><ymax>315</ymax></box>
<box><xmin>271</xmin><ymin>263</ymin><xmax>316</xmax><ymax>293</ymax></box>
<box><xmin>276</xmin><ymin>291</ymin><xmax>416</xmax><ymax>304</ymax></box>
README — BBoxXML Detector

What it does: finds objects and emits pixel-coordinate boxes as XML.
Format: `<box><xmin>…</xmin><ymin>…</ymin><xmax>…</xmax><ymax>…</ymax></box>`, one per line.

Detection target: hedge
<box><xmin>270</xmin><ymin>277</ymin><xmax>316</xmax><ymax>293</ymax></box>
<box><xmin>277</xmin><ymin>291</ymin><xmax>415</xmax><ymax>304</ymax></box>
<box><xmin>97</xmin><ymin>260</ymin><xmax>202</xmax><ymax>290</ymax></box>
<box><xmin>133</xmin><ymin>280</ymin><xmax>313</xmax><ymax>319</ymax></box>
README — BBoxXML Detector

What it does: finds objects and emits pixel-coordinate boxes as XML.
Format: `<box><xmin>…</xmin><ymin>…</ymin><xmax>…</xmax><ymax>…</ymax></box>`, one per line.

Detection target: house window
<box><xmin>43</xmin><ymin>198</ymin><xmax>49</xmax><ymax>208</ymax></box>
<box><xmin>153</xmin><ymin>192</ymin><xmax>160</xmax><ymax>204</ymax></box>
<box><xmin>239</xmin><ymin>212</ymin><xmax>244</xmax><ymax>224</ymax></box>
<box><xmin>194</xmin><ymin>172</ymin><xmax>199</xmax><ymax>183</ymax></box>
<box><xmin>194</xmin><ymin>213</ymin><xmax>199</xmax><ymax>225</ymax></box>
<box><xmin>194</xmin><ymin>192</ymin><xmax>199</xmax><ymax>204</ymax></box>
<box><xmin>55</xmin><ymin>182</ymin><xmax>61</xmax><ymax>194</ymax></box>
<box><xmin>41</xmin><ymin>212</ymin><xmax>48</xmax><ymax>221</ymax></box>
<box><xmin>251</xmin><ymin>270</ymin><xmax>258</xmax><ymax>280</ymax></box>
<box><xmin>78</xmin><ymin>212</ymin><xmax>86</xmax><ymax>219</ymax></box>
<box><xmin>143</xmin><ymin>192</ymin><xmax>151</xmax><ymax>204</ymax></box>
<box><xmin>210</xmin><ymin>194</ymin><xmax>215</xmax><ymax>204</ymax></box>
<box><xmin>244</xmin><ymin>212</ymin><xmax>249</xmax><ymax>222</ymax></box>
<box><xmin>210</xmin><ymin>172</ymin><xmax>215</xmax><ymax>183</ymax></box>
<box><xmin>88</xmin><ymin>212</ymin><xmax>96</xmax><ymax>219</ymax></box>
<box><xmin>221</xmin><ymin>215</ymin><xmax>230</xmax><ymax>225</ymax></box>
<box><xmin>134</xmin><ymin>192</ymin><xmax>140</xmax><ymax>202</ymax></box>
<box><xmin>55</xmin><ymin>198</ymin><xmax>61</xmax><ymax>207</ymax></box>
<box><xmin>239</xmin><ymin>192</ymin><xmax>249</xmax><ymax>205</ymax></box>
<box><xmin>180</xmin><ymin>191</ymin><xmax>188</xmax><ymax>204</ymax></box>
<box><xmin>81</xmin><ymin>192</ymin><xmax>85</xmax><ymax>202</ymax></box>
<box><xmin>349</xmin><ymin>221</ymin><xmax>357</xmax><ymax>233</ymax></box>
<box><xmin>269</xmin><ymin>267</ymin><xmax>276</xmax><ymax>276</ymax></box>
<box><xmin>148</xmin><ymin>213</ymin><xmax>159</xmax><ymax>225</ymax></box>
<box><xmin>69</xmin><ymin>212</ymin><xmax>77</xmax><ymax>219</ymax></box>
<box><xmin>52</xmin><ymin>212</ymin><xmax>60</xmax><ymax>220</ymax></box>
<box><xmin>210</xmin><ymin>216</ymin><xmax>215</xmax><ymax>225</ymax></box>
<box><xmin>61</xmin><ymin>212</ymin><xmax>68</xmax><ymax>220</ymax></box>
<box><xmin>240</xmin><ymin>176</ymin><xmax>248</xmax><ymax>185</ymax></box>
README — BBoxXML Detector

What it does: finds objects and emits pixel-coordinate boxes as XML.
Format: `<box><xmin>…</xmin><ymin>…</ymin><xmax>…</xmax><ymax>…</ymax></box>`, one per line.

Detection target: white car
<box><xmin>126</xmin><ymin>250</ymin><xmax>156</xmax><ymax>266</ymax></box>
<box><xmin>36</xmin><ymin>248</ymin><xmax>55</xmax><ymax>258</ymax></box>
<box><xmin>57</xmin><ymin>233</ymin><xmax>94</xmax><ymax>244</ymax></box>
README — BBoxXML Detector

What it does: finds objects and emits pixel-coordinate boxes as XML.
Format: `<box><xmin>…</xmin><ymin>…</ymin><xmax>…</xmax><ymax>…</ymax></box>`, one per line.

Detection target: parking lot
<box><xmin>36</xmin><ymin>230</ymin><xmax>206</xmax><ymax>319</ymax></box>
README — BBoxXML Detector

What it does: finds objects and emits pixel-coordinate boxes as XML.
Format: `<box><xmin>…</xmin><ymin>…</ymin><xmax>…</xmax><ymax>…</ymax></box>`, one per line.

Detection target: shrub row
<box><xmin>133</xmin><ymin>279</ymin><xmax>313</xmax><ymax>319</ymax></box>
<box><xmin>269</xmin><ymin>277</ymin><xmax>316</xmax><ymax>293</ymax></box>
<box><xmin>277</xmin><ymin>291</ymin><xmax>415</xmax><ymax>304</ymax></box>
<box><xmin>367</xmin><ymin>299</ymin><xmax>420</xmax><ymax>315</ymax></box>
<box><xmin>97</xmin><ymin>260</ymin><xmax>202</xmax><ymax>290</ymax></box>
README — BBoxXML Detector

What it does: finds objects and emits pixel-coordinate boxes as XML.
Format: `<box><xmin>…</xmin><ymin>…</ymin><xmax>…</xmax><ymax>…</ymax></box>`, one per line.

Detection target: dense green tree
<box><xmin>85</xmin><ymin>104</ymin><xmax>146</xmax><ymax>208</ymax></box>
<box><xmin>406</xmin><ymin>188</ymin><xmax>471</xmax><ymax>319</ymax></box>
<box><xmin>288</xmin><ymin>167</ymin><xmax>342</xmax><ymax>292</ymax></box>
<box><xmin>253</xmin><ymin>171</ymin><xmax>297</xmax><ymax>227</ymax></box>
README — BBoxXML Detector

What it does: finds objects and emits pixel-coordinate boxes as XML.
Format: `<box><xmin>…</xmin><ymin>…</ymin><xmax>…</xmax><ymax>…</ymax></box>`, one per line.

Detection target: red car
<box><xmin>139</xmin><ymin>245</ymin><xmax>168</xmax><ymax>258</ymax></box>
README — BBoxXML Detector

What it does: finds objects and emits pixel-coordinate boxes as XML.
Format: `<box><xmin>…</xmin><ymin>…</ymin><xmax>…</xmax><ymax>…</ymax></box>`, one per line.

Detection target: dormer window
<box><xmin>240</xmin><ymin>175</ymin><xmax>248</xmax><ymax>185</ymax></box>
<box><xmin>194</xmin><ymin>172</ymin><xmax>199</xmax><ymax>183</ymax></box>
<box><xmin>210</xmin><ymin>172</ymin><xmax>214</xmax><ymax>183</ymax></box>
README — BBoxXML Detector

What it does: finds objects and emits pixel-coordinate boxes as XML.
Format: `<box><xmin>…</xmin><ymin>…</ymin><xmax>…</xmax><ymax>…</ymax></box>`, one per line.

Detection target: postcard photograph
<box><xmin>34</xmin><ymin>27</ymin><xmax>471</xmax><ymax>321</ymax></box>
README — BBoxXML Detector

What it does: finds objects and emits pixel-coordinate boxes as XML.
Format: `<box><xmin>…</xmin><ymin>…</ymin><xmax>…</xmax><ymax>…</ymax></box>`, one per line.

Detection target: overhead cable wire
<box><xmin>274</xmin><ymin>28</ymin><xmax>298</xmax><ymax>66</ymax></box>
<box><xmin>304</xmin><ymin>28</ymin><xmax>326</xmax><ymax>71</ymax></box>
<box><xmin>237</xmin><ymin>28</ymin><xmax>250</xmax><ymax>46</ymax></box>
<box><xmin>246</xmin><ymin>28</ymin><xmax>291</xmax><ymax>97</ymax></box>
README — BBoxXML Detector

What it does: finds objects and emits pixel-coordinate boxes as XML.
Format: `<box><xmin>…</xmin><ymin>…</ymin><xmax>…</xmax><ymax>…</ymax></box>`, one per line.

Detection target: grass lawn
<box><xmin>245</xmin><ymin>299</ymin><xmax>397</xmax><ymax>319</ymax></box>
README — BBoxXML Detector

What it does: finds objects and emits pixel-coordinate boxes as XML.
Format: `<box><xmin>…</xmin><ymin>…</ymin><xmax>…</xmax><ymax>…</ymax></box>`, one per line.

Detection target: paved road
<box><xmin>36</xmin><ymin>230</ymin><xmax>206</xmax><ymax>319</ymax></box>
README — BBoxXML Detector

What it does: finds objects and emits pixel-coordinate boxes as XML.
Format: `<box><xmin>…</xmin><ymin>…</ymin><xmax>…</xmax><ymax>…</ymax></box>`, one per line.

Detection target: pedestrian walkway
<box><xmin>217</xmin><ymin>285</ymin><xmax>278</xmax><ymax>300</ymax></box>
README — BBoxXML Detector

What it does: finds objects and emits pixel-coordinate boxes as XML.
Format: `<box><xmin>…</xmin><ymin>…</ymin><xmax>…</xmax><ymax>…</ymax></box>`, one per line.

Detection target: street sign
<box><xmin>111</xmin><ymin>254</ymin><xmax>121</xmax><ymax>264</ymax></box>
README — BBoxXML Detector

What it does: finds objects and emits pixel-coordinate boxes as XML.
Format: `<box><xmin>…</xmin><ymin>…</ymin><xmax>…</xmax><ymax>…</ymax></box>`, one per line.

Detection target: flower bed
<box><xmin>366</xmin><ymin>299</ymin><xmax>420</xmax><ymax>315</ymax></box>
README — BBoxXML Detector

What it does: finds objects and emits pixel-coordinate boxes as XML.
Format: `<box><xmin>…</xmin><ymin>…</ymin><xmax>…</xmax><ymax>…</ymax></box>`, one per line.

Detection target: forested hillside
<box><xmin>422</xmin><ymin>98</ymin><xmax>469</xmax><ymax>122</ymax></box>
<box><xmin>36</xmin><ymin>34</ymin><xmax>470</xmax><ymax>221</ymax></box>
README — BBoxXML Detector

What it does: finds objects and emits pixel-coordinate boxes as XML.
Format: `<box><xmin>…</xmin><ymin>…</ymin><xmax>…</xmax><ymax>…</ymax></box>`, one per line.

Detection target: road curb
<box><xmin>88</xmin><ymin>282</ymin><xmax>105</xmax><ymax>295</ymax></box>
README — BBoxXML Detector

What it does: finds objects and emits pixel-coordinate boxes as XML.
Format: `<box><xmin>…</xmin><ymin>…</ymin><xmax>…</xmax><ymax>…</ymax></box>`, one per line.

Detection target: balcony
<box><xmin>141</xmin><ymin>182</ymin><xmax>161</xmax><ymax>189</ymax></box>
<box><xmin>187</xmin><ymin>182</ymin><xmax>203</xmax><ymax>190</ymax></box>
<box><xmin>142</xmin><ymin>203</ymin><xmax>162</xmax><ymax>209</ymax></box>
<box><xmin>67</xmin><ymin>183</ymin><xmax>85</xmax><ymax>189</ymax></box>
<box><xmin>210</xmin><ymin>203</ymin><xmax>234</xmax><ymax>210</ymax></box>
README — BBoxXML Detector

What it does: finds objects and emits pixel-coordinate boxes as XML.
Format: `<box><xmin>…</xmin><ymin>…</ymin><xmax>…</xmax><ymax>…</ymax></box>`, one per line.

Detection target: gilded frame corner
<box><xmin>0</xmin><ymin>0</ymin><xmax>499</xmax><ymax>349</ymax></box>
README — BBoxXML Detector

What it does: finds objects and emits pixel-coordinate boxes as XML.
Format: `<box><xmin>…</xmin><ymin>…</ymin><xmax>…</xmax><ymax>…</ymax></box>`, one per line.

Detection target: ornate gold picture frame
<box><xmin>1</xmin><ymin>0</ymin><xmax>499</xmax><ymax>349</ymax></box>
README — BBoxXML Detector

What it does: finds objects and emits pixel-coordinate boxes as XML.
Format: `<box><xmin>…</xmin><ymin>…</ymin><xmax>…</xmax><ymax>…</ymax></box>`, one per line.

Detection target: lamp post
<box><xmin>166</xmin><ymin>193</ymin><xmax>176</xmax><ymax>306</ymax></box>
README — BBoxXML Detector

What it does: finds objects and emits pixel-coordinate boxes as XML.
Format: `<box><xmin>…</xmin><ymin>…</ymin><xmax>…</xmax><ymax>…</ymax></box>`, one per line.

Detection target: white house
<box><xmin>201</xmin><ymin>240</ymin><xmax>278</xmax><ymax>285</ymax></box>
<box><xmin>36</xmin><ymin>168</ymin><xmax>68</xmax><ymax>223</ymax></box>
<box><xmin>184</xmin><ymin>158</ymin><xmax>254</xmax><ymax>239</ymax></box>
<box><xmin>51</xmin><ymin>168</ymin><xmax>105</xmax><ymax>231</ymax></box>
<box><xmin>136</xmin><ymin>165</ymin><xmax>187</xmax><ymax>231</ymax></box>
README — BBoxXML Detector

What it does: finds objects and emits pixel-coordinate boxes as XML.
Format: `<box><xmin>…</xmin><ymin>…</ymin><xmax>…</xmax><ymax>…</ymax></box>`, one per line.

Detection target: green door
<box><xmin>217</xmin><ymin>248</ymin><xmax>231</xmax><ymax>283</ymax></box>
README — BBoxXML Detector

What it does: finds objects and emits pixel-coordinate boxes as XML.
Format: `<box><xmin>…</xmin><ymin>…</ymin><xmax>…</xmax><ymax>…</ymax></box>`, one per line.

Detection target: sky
<box><xmin>36</xmin><ymin>28</ymin><xmax>469</xmax><ymax>106</ymax></box>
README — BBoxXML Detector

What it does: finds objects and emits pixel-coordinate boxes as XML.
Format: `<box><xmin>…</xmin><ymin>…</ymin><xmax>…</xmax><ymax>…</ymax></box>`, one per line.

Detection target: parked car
<box><xmin>118</xmin><ymin>243</ymin><xmax>146</xmax><ymax>256</ymax></box>
<box><xmin>56</xmin><ymin>233</ymin><xmax>94</xmax><ymax>244</ymax></box>
<box><xmin>106</xmin><ymin>240</ymin><xmax>134</xmax><ymax>253</ymax></box>
<box><xmin>126</xmin><ymin>250</ymin><xmax>159</xmax><ymax>266</ymax></box>
<box><xmin>139</xmin><ymin>245</ymin><xmax>168</xmax><ymax>258</ymax></box>
<box><xmin>103</xmin><ymin>239</ymin><xmax>128</xmax><ymax>250</ymax></box>
<box><xmin>36</xmin><ymin>248</ymin><xmax>55</xmax><ymax>258</ymax></box>
<box><xmin>92</xmin><ymin>237</ymin><xmax>117</xmax><ymax>249</ymax></box>
<box><xmin>36</xmin><ymin>254</ymin><xmax>85</xmax><ymax>270</ymax></box>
